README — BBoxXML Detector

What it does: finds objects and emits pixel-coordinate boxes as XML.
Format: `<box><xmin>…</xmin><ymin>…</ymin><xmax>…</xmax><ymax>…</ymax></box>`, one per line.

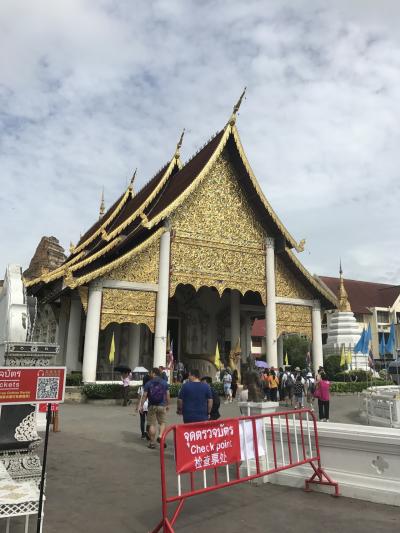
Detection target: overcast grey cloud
<box><xmin>0</xmin><ymin>0</ymin><xmax>399</xmax><ymax>283</ymax></box>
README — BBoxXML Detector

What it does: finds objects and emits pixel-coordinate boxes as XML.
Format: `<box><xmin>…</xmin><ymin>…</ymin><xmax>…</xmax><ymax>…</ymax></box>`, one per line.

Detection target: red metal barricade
<box><xmin>150</xmin><ymin>409</ymin><xmax>339</xmax><ymax>533</ymax></box>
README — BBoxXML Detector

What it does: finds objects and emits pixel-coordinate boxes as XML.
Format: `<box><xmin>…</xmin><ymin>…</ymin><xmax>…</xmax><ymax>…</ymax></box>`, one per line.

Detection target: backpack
<box><xmin>147</xmin><ymin>379</ymin><xmax>165</xmax><ymax>405</ymax></box>
<box><xmin>294</xmin><ymin>381</ymin><xmax>303</xmax><ymax>395</ymax></box>
<box><xmin>285</xmin><ymin>373</ymin><xmax>294</xmax><ymax>387</ymax></box>
<box><xmin>307</xmin><ymin>378</ymin><xmax>316</xmax><ymax>394</ymax></box>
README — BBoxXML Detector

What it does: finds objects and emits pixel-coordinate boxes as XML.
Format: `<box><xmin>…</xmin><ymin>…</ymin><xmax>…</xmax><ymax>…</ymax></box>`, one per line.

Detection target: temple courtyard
<box><xmin>11</xmin><ymin>398</ymin><xmax>397</xmax><ymax>533</ymax></box>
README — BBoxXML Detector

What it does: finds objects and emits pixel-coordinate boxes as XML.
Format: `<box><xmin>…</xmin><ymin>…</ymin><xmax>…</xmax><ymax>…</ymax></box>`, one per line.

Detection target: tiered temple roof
<box><xmin>25</xmin><ymin>104</ymin><xmax>337</xmax><ymax>309</ymax></box>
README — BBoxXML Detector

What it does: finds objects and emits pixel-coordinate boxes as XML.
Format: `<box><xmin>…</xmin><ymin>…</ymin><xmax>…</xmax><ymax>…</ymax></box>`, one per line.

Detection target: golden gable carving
<box><xmin>275</xmin><ymin>256</ymin><xmax>312</xmax><ymax>300</ymax></box>
<box><xmin>170</xmin><ymin>152</ymin><xmax>266</xmax><ymax>301</ymax></box>
<box><xmin>106</xmin><ymin>239</ymin><xmax>160</xmax><ymax>284</ymax></box>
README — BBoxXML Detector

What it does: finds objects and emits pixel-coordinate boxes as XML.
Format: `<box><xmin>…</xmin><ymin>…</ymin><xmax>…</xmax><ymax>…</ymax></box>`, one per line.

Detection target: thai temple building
<box><xmin>23</xmin><ymin>96</ymin><xmax>337</xmax><ymax>382</ymax></box>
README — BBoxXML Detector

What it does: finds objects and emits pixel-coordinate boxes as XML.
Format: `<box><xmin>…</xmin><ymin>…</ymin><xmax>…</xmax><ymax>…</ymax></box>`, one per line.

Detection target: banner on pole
<box><xmin>0</xmin><ymin>367</ymin><xmax>66</xmax><ymax>405</ymax></box>
<box><xmin>175</xmin><ymin>419</ymin><xmax>241</xmax><ymax>474</ymax></box>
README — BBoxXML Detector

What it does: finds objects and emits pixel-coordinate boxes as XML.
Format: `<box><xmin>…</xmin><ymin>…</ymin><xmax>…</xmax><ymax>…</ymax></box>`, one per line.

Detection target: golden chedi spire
<box><xmin>128</xmin><ymin>169</ymin><xmax>137</xmax><ymax>197</ymax></box>
<box><xmin>99</xmin><ymin>188</ymin><xmax>105</xmax><ymax>218</ymax></box>
<box><xmin>338</xmin><ymin>260</ymin><xmax>351</xmax><ymax>312</ymax></box>
<box><xmin>229</xmin><ymin>87</ymin><xmax>247</xmax><ymax>126</ymax></box>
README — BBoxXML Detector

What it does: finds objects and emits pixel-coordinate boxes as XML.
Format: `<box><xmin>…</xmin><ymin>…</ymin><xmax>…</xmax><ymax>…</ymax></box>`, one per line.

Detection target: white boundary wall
<box><xmin>254</xmin><ymin>421</ymin><xmax>400</xmax><ymax>506</ymax></box>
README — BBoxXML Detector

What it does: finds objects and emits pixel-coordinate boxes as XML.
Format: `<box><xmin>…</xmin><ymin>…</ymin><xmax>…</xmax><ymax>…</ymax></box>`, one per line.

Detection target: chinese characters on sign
<box><xmin>175</xmin><ymin>419</ymin><xmax>241</xmax><ymax>474</ymax></box>
<box><xmin>0</xmin><ymin>367</ymin><xmax>66</xmax><ymax>405</ymax></box>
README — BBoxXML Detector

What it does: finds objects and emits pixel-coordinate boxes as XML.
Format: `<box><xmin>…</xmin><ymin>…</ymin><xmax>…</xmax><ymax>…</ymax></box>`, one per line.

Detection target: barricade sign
<box><xmin>0</xmin><ymin>367</ymin><xmax>66</xmax><ymax>405</ymax></box>
<box><xmin>38</xmin><ymin>403</ymin><xmax>59</xmax><ymax>413</ymax></box>
<box><xmin>150</xmin><ymin>409</ymin><xmax>340</xmax><ymax>533</ymax></box>
<box><xmin>175</xmin><ymin>420</ymin><xmax>241</xmax><ymax>474</ymax></box>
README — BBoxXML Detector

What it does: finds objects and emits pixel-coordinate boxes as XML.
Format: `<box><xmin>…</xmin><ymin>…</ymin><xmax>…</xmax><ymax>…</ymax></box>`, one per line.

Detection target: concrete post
<box><xmin>153</xmin><ymin>225</ymin><xmax>171</xmax><ymax>368</ymax></box>
<box><xmin>82</xmin><ymin>283</ymin><xmax>102</xmax><ymax>383</ymax></box>
<box><xmin>65</xmin><ymin>296</ymin><xmax>82</xmax><ymax>372</ymax></box>
<box><xmin>230</xmin><ymin>289</ymin><xmax>241</xmax><ymax>350</ymax></box>
<box><xmin>128</xmin><ymin>323</ymin><xmax>140</xmax><ymax>370</ymax></box>
<box><xmin>266</xmin><ymin>237</ymin><xmax>277</xmax><ymax>367</ymax></box>
<box><xmin>277</xmin><ymin>335</ymin><xmax>284</xmax><ymax>368</ymax></box>
<box><xmin>312</xmin><ymin>301</ymin><xmax>324</xmax><ymax>371</ymax></box>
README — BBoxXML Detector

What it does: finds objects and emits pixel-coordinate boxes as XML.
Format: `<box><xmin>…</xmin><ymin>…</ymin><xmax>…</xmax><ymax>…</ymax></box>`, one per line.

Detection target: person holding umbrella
<box><xmin>114</xmin><ymin>364</ymin><xmax>132</xmax><ymax>406</ymax></box>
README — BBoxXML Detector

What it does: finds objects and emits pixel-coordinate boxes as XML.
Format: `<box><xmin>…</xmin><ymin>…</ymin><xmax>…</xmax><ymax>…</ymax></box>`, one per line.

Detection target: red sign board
<box><xmin>0</xmin><ymin>367</ymin><xmax>66</xmax><ymax>405</ymax></box>
<box><xmin>175</xmin><ymin>419</ymin><xmax>241</xmax><ymax>474</ymax></box>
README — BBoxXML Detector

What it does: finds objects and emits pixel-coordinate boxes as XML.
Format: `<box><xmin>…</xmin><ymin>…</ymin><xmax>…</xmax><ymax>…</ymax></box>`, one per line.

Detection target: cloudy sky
<box><xmin>1</xmin><ymin>0</ymin><xmax>399</xmax><ymax>283</ymax></box>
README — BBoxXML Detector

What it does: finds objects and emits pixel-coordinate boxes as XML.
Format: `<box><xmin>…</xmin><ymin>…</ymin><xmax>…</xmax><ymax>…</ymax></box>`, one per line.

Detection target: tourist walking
<box><xmin>305</xmin><ymin>371</ymin><xmax>315</xmax><ymax>411</ymax></box>
<box><xmin>201</xmin><ymin>376</ymin><xmax>221</xmax><ymax>420</ymax></box>
<box><xmin>315</xmin><ymin>372</ymin><xmax>331</xmax><ymax>422</ymax></box>
<box><xmin>121</xmin><ymin>370</ymin><xmax>132</xmax><ymax>406</ymax></box>
<box><xmin>139</xmin><ymin>368</ymin><xmax>170</xmax><ymax>449</ymax></box>
<box><xmin>223</xmin><ymin>369</ymin><xmax>233</xmax><ymax>403</ymax></box>
<box><xmin>281</xmin><ymin>368</ymin><xmax>295</xmax><ymax>406</ymax></box>
<box><xmin>262</xmin><ymin>369</ymin><xmax>270</xmax><ymax>400</ymax></box>
<box><xmin>231</xmin><ymin>370</ymin><xmax>239</xmax><ymax>399</ymax></box>
<box><xmin>136</xmin><ymin>385</ymin><xmax>149</xmax><ymax>439</ymax></box>
<box><xmin>268</xmin><ymin>370</ymin><xmax>279</xmax><ymax>402</ymax></box>
<box><xmin>177</xmin><ymin>369</ymin><xmax>213</xmax><ymax>423</ymax></box>
<box><xmin>293</xmin><ymin>374</ymin><xmax>305</xmax><ymax>408</ymax></box>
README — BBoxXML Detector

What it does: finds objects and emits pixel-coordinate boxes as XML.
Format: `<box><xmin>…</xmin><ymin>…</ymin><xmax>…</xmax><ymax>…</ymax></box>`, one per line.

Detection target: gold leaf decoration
<box><xmin>100</xmin><ymin>288</ymin><xmax>156</xmax><ymax>331</ymax></box>
<box><xmin>170</xmin><ymin>152</ymin><xmax>266</xmax><ymax>302</ymax></box>
<box><xmin>276</xmin><ymin>304</ymin><xmax>312</xmax><ymax>337</ymax></box>
<box><xmin>275</xmin><ymin>256</ymin><xmax>312</xmax><ymax>300</ymax></box>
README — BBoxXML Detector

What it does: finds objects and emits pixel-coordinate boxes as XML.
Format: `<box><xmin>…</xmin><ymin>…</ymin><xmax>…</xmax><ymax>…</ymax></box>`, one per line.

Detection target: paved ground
<box><xmin>11</xmin><ymin>396</ymin><xmax>398</xmax><ymax>533</ymax></box>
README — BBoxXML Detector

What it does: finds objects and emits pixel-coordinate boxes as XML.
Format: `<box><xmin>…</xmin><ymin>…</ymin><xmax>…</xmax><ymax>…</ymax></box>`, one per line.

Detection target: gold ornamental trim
<box><xmin>143</xmin><ymin>127</ymin><xmax>232</xmax><ymax>229</ymax></box>
<box><xmin>284</xmin><ymin>248</ymin><xmax>338</xmax><ymax>307</ymax></box>
<box><xmin>24</xmin><ymin>251</ymin><xmax>86</xmax><ymax>287</ymax></box>
<box><xmin>100</xmin><ymin>288</ymin><xmax>156</xmax><ymax>332</ymax></box>
<box><xmin>64</xmin><ymin>228</ymin><xmax>164</xmax><ymax>289</ymax></box>
<box><xmin>72</xmin><ymin>188</ymin><xmax>132</xmax><ymax>255</ymax></box>
<box><xmin>99</xmin><ymin>157</ymin><xmax>181</xmax><ymax>243</ymax></box>
<box><xmin>230</xmin><ymin>124</ymin><xmax>299</xmax><ymax>251</ymax></box>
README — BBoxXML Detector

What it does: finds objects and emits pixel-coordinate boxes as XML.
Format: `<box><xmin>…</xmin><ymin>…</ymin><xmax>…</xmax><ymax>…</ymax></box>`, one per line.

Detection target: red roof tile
<box><xmin>319</xmin><ymin>276</ymin><xmax>400</xmax><ymax>314</ymax></box>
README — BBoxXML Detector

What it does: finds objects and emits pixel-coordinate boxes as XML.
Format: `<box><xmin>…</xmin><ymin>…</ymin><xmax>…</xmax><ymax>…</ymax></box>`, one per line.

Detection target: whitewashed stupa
<box><xmin>324</xmin><ymin>265</ymin><xmax>366</xmax><ymax>369</ymax></box>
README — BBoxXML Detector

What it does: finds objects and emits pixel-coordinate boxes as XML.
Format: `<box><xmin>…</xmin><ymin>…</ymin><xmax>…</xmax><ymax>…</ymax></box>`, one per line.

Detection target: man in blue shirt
<box><xmin>177</xmin><ymin>369</ymin><xmax>213</xmax><ymax>423</ymax></box>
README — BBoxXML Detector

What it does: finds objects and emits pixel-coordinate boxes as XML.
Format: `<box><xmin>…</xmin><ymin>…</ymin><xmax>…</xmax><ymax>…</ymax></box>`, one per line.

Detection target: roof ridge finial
<box><xmin>339</xmin><ymin>258</ymin><xmax>343</xmax><ymax>277</ymax></box>
<box><xmin>99</xmin><ymin>188</ymin><xmax>105</xmax><ymax>219</ymax></box>
<box><xmin>175</xmin><ymin>128</ymin><xmax>185</xmax><ymax>159</ymax></box>
<box><xmin>129</xmin><ymin>168</ymin><xmax>137</xmax><ymax>196</ymax></box>
<box><xmin>229</xmin><ymin>87</ymin><xmax>247</xmax><ymax>126</ymax></box>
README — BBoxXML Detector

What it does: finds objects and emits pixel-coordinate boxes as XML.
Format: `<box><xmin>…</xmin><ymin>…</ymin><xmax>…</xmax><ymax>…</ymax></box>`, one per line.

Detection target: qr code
<box><xmin>36</xmin><ymin>377</ymin><xmax>60</xmax><ymax>400</ymax></box>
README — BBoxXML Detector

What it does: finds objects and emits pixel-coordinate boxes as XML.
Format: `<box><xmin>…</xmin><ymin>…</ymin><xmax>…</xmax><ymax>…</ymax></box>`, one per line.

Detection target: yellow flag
<box><xmin>214</xmin><ymin>343</ymin><xmax>221</xmax><ymax>370</ymax></box>
<box><xmin>284</xmin><ymin>352</ymin><xmax>289</xmax><ymax>366</ymax></box>
<box><xmin>109</xmin><ymin>333</ymin><xmax>115</xmax><ymax>364</ymax></box>
<box><xmin>340</xmin><ymin>345</ymin><xmax>345</xmax><ymax>367</ymax></box>
<box><xmin>345</xmin><ymin>348</ymin><xmax>352</xmax><ymax>366</ymax></box>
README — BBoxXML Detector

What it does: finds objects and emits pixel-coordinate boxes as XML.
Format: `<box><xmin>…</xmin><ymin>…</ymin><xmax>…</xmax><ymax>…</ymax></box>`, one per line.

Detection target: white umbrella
<box><xmin>132</xmin><ymin>366</ymin><xmax>148</xmax><ymax>373</ymax></box>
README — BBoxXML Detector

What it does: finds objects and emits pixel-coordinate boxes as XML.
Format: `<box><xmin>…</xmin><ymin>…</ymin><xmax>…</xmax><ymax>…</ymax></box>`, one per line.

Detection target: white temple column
<box><xmin>312</xmin><ymin>301</ymin><xmax>324</xmax><ymax>371</ymax></box>
<box><xmin>153</xmin><ymin>225</ymin><xmax>171</xmax><ymax>368</ymax></box>
<box><xmin>265</xmin><ymin>236</ymin><xmax>278</xmax><ymax>367</ymax></box>
<box><xmin>230</xmin><ymin>289</ymin><xmax>241</xmax><ymax>350</ymax></box>
<box><xmin>57</xmin><ymin>297</ymin><xmax>70</xmax><ymax>367</ymax></box>
<box><xmin>277</xmin><ymin>335</ymin><xmax>284</xmax><ymax>368</ymax></box>
<box><xmin>65</xmin><ymin>296</ymin><xmax>82</xmax><ymax>372</ymax></box>
<box><xmin>82</xmin><ymin>282</ymin><xmax>102</xmax><ymax>383</ymax></box>
<box><xmin>128</xmin><ymin>323</ymin><xmax>140</xmax><ymax>370</ymax></box>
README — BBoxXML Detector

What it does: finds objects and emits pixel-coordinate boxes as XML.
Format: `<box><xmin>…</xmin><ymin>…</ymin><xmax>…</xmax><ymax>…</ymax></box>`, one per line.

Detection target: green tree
<box><xmin>282</xmin><ymin>334</ymin><xmax>310</xmax><ymax>370</ymax></box>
